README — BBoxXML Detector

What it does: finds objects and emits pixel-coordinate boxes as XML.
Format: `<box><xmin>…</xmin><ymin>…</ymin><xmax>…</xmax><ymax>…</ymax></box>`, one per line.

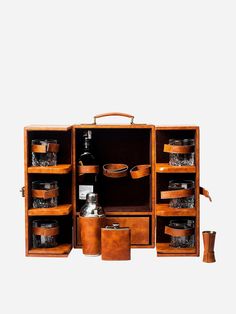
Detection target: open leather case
<box><xmin>22</xmin><ymin>112</ymin><xmax>211</xmax><ymax>258</ymax></box>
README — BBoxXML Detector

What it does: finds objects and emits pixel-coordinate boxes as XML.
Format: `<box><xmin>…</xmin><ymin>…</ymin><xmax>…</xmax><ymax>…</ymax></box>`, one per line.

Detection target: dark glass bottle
<box><xmin>78</xmin><ymin>130</ymin><xmax>98</xmax><ymax>210</ymax></box>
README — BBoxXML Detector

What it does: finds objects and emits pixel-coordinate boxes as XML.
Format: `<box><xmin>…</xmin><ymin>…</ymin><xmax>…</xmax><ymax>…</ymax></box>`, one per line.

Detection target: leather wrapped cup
<box><xmin>79</xmin><ymin>216</ymin><xmax>105</xmax><ymax>256</ymax></box>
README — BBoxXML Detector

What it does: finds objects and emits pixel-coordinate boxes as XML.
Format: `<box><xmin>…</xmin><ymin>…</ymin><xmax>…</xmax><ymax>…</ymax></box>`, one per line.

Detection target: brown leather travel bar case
<box><xmin>101</xmin><ymin>224</ymin><xmax>131</xmax><ymax>261</ymax></box>
<box><xmin>23</xmin><ymin>113</ymin><xmax>212</xmax><ymax>258</ymax></box>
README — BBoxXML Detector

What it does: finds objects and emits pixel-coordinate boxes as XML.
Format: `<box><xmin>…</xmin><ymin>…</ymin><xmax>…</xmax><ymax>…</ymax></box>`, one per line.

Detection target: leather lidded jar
<box><xmin>79</xmin><ymin>193</ymin><xmax>105</xmax><ymax>256</ymax></box>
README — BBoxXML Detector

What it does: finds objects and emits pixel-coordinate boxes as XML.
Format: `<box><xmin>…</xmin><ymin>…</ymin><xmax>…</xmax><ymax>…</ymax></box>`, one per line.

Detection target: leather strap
<box><xmin>165</xmin><ymin>226</ymin><xmax>194</xmax><ymax>237</ymax></box>
<box><xmin>164</xmin><ymin>144</ymin><xmax>194</xmax><ymax>154</ymax></box>
<box><xmin>32</xmin><ymin>143</ymin><xmax>59</xmax><ymax>153</ymax></box>
<box><xmin>130</xmin><ymin>164</ymin><xmax>151</xmax><ymax>179</ymax></box>
<box><xmin>161</xmin><ymin>188</ymin><xmax>194</xmax><ymax>199</ymax></box>
<box><xmin>200</xmin><ymin>187</ymin><xmax>212</xmax><ymax>202</ymax></box>
<box><xmin>33</xmin><ymin>226</ymin><xmax>59</xmax><ymax>236</ymax></box>
<box><xmin>78</xmin><ymin>165</ymin><xmax>99</xmax><ymax>174</ymax></box>
<box><xmin>94</xmin><ymin>112</ymin><xmax>134</xmax><ymax>124</ymax></box>
<box><xmin>32</xmin><ymin>188</ymin><xmax>59</xmax><ymax>199</ymax></box>
<box><xmin>103</xmin><ymin>164</ymin><xmax>128</xmax><ymax>178</ymax></box>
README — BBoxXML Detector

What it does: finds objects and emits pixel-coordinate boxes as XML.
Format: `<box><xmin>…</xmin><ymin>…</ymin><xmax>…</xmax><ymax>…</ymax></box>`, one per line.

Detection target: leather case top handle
<box><xmin>94</xmin><ymin>112</ymin><xmax>134</xmax><ymax>124</ymax></box>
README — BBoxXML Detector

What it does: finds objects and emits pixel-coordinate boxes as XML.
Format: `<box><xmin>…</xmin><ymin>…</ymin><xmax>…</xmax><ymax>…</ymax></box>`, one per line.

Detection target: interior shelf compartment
<box><xmin>76</xmin><ymin>214</ymin><xmax>152</xmax><ymax>247</ymax></box>
<box><xmin>156</xmin><ymin>163</ymin><xmax>196</xmax><ymax>173</ymax></box>
<box><xmin>156</xmin><ymin>204</ymin><xmax>196</xmax><ymax>217</ymax></box>
<box><xmin>25</xmin><ymin>127</ymin><xmax>72</xmax><ymax>169</ymax></box>
<box><xmin>75</xmin><ymin>127</ymin><xmax>153</xmax><ymax>213</ymax></box>
<box><xmin>27</xmin><ymin>174</ymin><xmax>72</xmax><ymax>210</ymax></box>
<box><xmin>28</xmin><ymin>204</ymin><xmax>72</xmax><ymax>216</ymax></box>
<box><xmin>104</xmin><ymin>205</ymin><xmax>152</xmax><ymax>216</ymax></box>
<box><xmin>28</xmin><ymin>244</ymin><xmax>72</xmax><ymax>257</ymax></box>
<box><xmin>156</xmin><ymin>127</ymin><xmax>197</xmax><ymax>164</ymax></box>
<box><xmin>156</xmin><ymin>173</ymin><xmax>196</xmax><ymax>204</ymax></box>
<box><xmin>156</xmin><ymin>216</ymin><xmax>196</xmax><ymax>256</ymax></box>
<box><xmin>76</xmin><ymin>205</ymin><xmax>152</xmax><ymax>216</ymax></box>
<box><xmin>28</xmin><ymin>164</ymin><xmax>72</xmax><ymax>174</ymax></box>
<box><xmin>27</xmin><ymin>215</ymin><xmax>72</xmax><ymax>257</ymax></box>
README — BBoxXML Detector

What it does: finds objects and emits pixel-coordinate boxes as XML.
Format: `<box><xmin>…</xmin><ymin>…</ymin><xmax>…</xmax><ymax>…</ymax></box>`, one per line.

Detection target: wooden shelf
<box><xmin>28</xmin><ymin>204</ymin><xmax>72</xmax><ymax>216</ymax></box>
<box><xmin>156</xmin><ymin>204</ymin><xmax>196</xmax><ymax>217</ymax></box>
<box><xmin>28</xmin><ymin>164</ymin><xmax>72</xmax><ymax>174</ymax></box>
<box><xmin>28</xmin><ymin>244</ymin><xmax>72</xmax><ymax>256</ymax></box>
<box><xmin>78</xmin><ymin>205</ymin><xmax>153</xmax><ymax>216</ymax></box>
<box><xmin>156</xmin><ymin>163</ymin><xmax>196</xmax><ymax>173</ymax></box>
<box><xmin>156</xmin><ymin>243</ymin><xmax>196</xmax><ymax>254</ymax></box>
<box><xmin>76</xmin><ymin>205</ymin><xmax>153</xmax><ymax>216</ymax></box>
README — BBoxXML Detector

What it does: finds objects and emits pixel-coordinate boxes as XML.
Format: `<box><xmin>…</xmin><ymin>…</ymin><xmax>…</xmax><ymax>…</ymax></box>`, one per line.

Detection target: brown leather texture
<box><xmin>32</xmin><ymin>226</ymin><xmax>59</xmax><ymax>236</ymax></box>
<box><xmin>31</xmin><ymin>143</ymin><xmax>59</xmax><ymax>153</ymax></box>
<box><xmin>101</xmin><ymin>228</ymin><xmax>131</xmax><ymax>260</ymax></box>
<box><xmin>164</xmin><ymin>144</ymin><xmax>194</xmax><ymax>154</ymax></box>
<box><xmin>105</xmin><ymin>217</ymin><xmax>150</xmax><ymax>245</ymax></box>
<box><xmin>202</xmin><ymin>231</ymin><xmax>216</xmax><ymax>263</ymax></box>
<box><xmin>79</xmin><ymin>216</ymin><xmax>105</xmax><ymax>255</ymax></box>
<box><xmin>165</xmin><ymin>225</ymin><xmax>194</xmax><ymax>237</ymax></box>
<box><xmin>78</xmin><ymin>165</ymin><xmax>99</xmax><ymax>174</ymax></box>
<box><xmin>200</xmin><ymin>187</ymin><xmax>212</xmax><ymax>202</ymax></box>
<box><xmin>103</xmin><ymin>164</ymin><xmax>128</xmax><ymax>178</ymax></box>
<box><xmin>32</xmin><ymin>188</ymin><xmax>59</xmax><ymax>199</ymax></box>
<box><xmin>161</xmin><ymin>188</ymin><xmax>194</xmax><ymax>199</ymax></box>
<box><xmin>130</xmin><ymin>164</ymin><xmax>151</xmax><ymax>179</ymax></box>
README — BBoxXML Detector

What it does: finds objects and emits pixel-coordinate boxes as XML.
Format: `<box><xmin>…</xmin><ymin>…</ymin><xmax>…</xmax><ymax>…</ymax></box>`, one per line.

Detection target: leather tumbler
<box><xmin>202</xmin><ymin>231</ymin><xmax>216</xmax><ymax>263</ymax></box>
<box><xmin>79</xmin><ymin>216</ymin><xmax>105</xmax><ymax>256</ymax></box>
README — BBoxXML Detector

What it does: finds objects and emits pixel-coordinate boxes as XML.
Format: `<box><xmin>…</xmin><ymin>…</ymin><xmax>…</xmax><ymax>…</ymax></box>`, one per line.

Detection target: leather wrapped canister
<box><xmin>202</xmin><ymin>231</ymin><xmax>216</xmax><ymax>263</ymax></box>
<box><xmin>79</xmin><ymin>193</ymin><xmax>105</xmax><ymax>256</ymax></box>
<box><xmin>101</xmin><ymin>223</ymin><xmax>131</xmax><ymax>261</ymax></box>
<box><xmin>79</xmin><ymin>216</ymin><xmax>105</xmax><ymax>256</ymax></box>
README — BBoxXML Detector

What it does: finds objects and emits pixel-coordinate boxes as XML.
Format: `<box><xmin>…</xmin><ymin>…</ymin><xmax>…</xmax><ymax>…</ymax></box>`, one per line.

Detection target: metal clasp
<box><xmin>20</xmin><ymin>186</ymin><xmax>25</xmax><ymax>197</ymax></box>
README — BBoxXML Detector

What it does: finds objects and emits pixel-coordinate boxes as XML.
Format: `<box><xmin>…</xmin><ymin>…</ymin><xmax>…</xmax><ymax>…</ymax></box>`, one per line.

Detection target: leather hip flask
<box><xmin>101</xmin><ymin>223</ymin><xmax>131</xmax><ymax>261</ymax></box>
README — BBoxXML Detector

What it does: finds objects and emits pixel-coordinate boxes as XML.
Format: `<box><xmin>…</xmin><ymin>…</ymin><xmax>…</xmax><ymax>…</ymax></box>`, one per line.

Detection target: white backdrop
<box><xmin>0</xmin><ymin>1</ymin><xmax>235</xmax><ymax>313</ymax></box>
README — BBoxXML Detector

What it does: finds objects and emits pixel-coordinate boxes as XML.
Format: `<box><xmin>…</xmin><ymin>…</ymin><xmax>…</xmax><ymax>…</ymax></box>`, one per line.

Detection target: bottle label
<box><xmin>79</xmin><ymin>185</ymin><xmax>94</xmax><ymax>200</ymax></box>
